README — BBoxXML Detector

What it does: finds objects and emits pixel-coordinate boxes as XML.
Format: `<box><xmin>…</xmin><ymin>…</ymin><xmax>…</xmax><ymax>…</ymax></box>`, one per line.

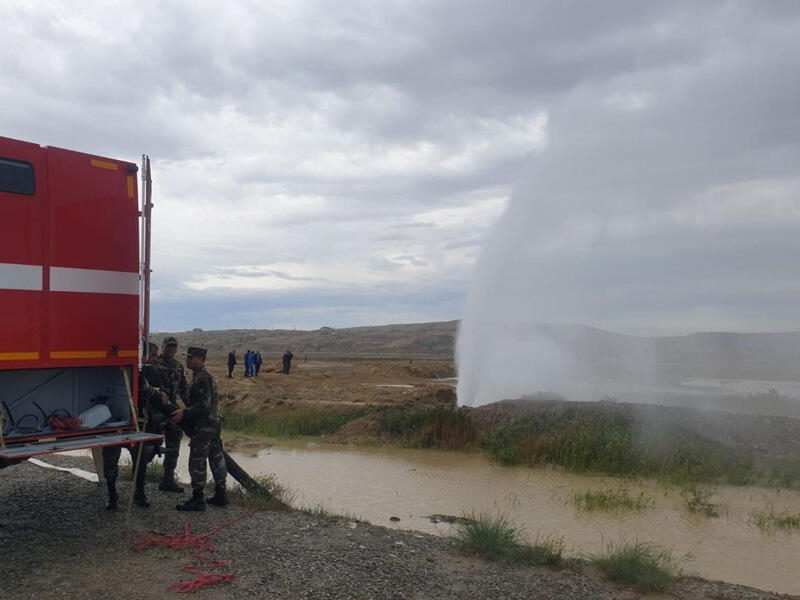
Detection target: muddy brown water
<box><xmin>171</xmin><ymin>441</ymin><xmax>800</xmax><ymax>595</ymax></box>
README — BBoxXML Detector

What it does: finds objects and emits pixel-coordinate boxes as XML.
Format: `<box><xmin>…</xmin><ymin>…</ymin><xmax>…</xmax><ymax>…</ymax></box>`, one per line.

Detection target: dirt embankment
<box><xmin>211</xmin><ymin>357</ymin><xmax>457</xmax><ymax>414</ymax></box>
<box><xmin>203</xmin><ymin>356</ymin><xmax>800</xmax><ymax>462</ymax></box>
<box><xmin>206</xmin><ymin>355</ymin><xmax>800</xmax><ymax>461</ymax></box>
<box><xmin>468</xmin><ymin>396</ymin><xmax>800</xmax><ymax>461</ymax></box>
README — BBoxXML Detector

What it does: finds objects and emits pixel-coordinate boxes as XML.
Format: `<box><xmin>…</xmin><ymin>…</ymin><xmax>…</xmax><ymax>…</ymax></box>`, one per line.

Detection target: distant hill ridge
<box><xmin>152</xmin><ymin>320</ymin><xmax>459</xmax><ymax>358</ymax></box>
<box><xmin>152</xmin><ymin>321</ymin><xmax>800</xmax><ymax>378</ymax></box>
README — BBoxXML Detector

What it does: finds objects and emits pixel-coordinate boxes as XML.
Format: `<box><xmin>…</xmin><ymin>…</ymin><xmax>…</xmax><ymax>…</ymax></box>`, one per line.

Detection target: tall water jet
<box><xmin>456</xmin><ymin>106</ymin><xmax>800</xmax><ymax>408</ymax></box>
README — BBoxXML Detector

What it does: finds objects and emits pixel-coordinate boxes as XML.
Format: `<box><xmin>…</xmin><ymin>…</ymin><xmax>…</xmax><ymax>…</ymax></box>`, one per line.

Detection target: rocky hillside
<box><xmin>151</xmin><ymin>320</ymin><xmax>458</xmax><ymax>359</ymax></box>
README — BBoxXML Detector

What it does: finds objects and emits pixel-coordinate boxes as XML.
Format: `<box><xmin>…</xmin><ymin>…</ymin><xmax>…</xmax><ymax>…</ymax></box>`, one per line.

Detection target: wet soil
<box><xmin>1</xmin><ymin>456</ymin><xmax>795</xmax><ymax>600</ymax></box>
<box><xmin>212</xmin><ymin>357</ymin><xmax>457</xmax><ymax>419</ymax></box>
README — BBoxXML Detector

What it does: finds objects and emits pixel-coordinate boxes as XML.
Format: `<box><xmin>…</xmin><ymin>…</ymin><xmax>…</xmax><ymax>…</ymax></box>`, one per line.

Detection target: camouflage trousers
<box><xmin>160</xmin><ymin>420</ymin><xmax>183</xmax><ymax>472</ymax></box>
<box><xmin>102</xmin><ymin>443</ymin><xmax>155</xmax><ymax>483</ymax></box>
<box><xmin>187</xmin><ymin>421</ymin><xmax>227</xmax><ymax>491</ymax></box>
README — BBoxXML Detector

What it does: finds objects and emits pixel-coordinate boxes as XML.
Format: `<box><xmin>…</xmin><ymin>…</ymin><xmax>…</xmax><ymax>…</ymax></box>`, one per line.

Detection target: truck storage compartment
<box><xmin>0</xmin><ymin>365</ymin><xmax>134</xmax><ymax>441</ymax></box>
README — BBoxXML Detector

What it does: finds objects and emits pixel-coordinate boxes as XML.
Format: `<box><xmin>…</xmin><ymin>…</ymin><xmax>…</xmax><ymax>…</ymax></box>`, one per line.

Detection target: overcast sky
<box><xmin>2</xmin><ymin>1</ymin><xmax>799</xmax><ymax>334</ymax></box>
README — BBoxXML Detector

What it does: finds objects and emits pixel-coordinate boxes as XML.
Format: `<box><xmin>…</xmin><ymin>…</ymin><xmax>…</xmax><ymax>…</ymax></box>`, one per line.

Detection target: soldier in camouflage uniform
<box><xmin>103</xmin><ymin>343</ymin><xmax>176</xmax><ymax>509</ymax></box>
<box><xmin>155</xmin><ymin>336</ymin><xmax>188</xmax><ymax>492</ymax></box>
<box><xmin>172</xmin><ymin>346</ymin><xmax>228</xmax><ymax>511</ymax></box>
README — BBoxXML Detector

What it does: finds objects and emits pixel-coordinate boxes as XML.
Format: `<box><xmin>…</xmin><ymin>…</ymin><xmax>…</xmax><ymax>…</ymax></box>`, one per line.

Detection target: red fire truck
<box><xmin>0</xmin><ymin>136</ymin><xmax>163</xmax><ymax>467</ymax></box>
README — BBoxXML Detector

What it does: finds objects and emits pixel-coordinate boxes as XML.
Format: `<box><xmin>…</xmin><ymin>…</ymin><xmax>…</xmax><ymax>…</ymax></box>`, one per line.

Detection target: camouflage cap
<box><xmin>185</xmin><ymin>346</ymin><xmax>207</xmax><ymax>358</ymax></box>
<box><xmin>162</xmin><ymin>336</ymin><xmax>178</xmax><ymax>348</ymax></box>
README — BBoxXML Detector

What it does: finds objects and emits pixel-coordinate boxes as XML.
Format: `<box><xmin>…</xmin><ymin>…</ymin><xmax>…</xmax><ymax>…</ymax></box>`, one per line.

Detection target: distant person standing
<box><xmin>282</xmin><ymin>349</ymin><xmax>294</xmax><ymax>374</ymax></box>
<box><xmin>246</xmin><ymin>350</ymin><xmax>255</xmax><ymax>377</ymax></box>
<box><xmin>227</xmin><ymin>350</ymin><xmax>236</xmax><ymax>378</ymax></box>
<box><xmin>243</xmin><ymin>349</ymin><xmax>251</xmax><ymax>377</ymax></box>
<box><xmin>254</xmin><ymin>351</ymin><xmax>262</xmax><ymax>376</ymax></box>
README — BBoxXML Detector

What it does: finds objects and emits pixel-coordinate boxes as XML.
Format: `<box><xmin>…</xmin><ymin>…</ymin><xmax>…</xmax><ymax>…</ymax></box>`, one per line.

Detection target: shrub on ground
<box><xmin>452</xmin><ymin>512</ymin><xmax>563</xmax><ymax>566</ymax></box>
<box><xmin>589</xmin><ymin>540</ymin><xmax>683</xmax><ymax>592</ymax></box>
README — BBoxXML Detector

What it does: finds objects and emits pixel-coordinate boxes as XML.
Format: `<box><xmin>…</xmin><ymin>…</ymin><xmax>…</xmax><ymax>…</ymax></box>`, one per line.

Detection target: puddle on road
<box><xmin>200</xmin><ymin>441</ymin><xmax>800</xmax><ymax>595</ymax></box>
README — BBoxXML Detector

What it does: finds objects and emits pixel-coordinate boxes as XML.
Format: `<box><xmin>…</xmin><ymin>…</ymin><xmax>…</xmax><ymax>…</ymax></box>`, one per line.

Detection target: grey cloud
<box><xmin>4</xmin><ymin>0</ymin><xmax>799</xmax><ymax>338</ymax></box>
<box><xmin>373</xmin><ymin>221</ymin><xmax>437</xmax><ymax>243</ymax></box>
<box><xmin>443</xmin><ymin>238</ymin><xmax>483</xmax><ymax>251</ymax></box>
<box><xmin>394</xmin><ymin>254</ymin><xmax>427</xmax><ymax>267</ymax></box>
<box><xmin>367</xmin><ymin>256</ymin><xmax>401</xmax><ymax>272</ymax></box>
<box><xmin>210</xmin><ymin>266</ymin><xmax>323</xmax><ymax>283</ymax></box>
<box><xmin>367</xmin><ymin>253</ymin><xmax>427</xmax><ymax>272</ymax></box>
<box><xmin>151</xmin><ymin>273</ymin><xmax>467</xmax><ymax>331</ymax></box>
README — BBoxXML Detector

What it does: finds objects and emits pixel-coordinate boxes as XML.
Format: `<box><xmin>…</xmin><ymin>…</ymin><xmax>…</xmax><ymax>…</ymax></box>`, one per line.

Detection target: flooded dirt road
<box><xmin>169</xmin><ymin>440</ymin><xmax>800</xmax><ymax>595</ymax></box>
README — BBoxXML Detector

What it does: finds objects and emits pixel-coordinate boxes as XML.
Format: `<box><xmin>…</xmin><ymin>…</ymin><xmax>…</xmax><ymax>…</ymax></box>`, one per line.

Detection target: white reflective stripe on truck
<box><xmin>0</xmin><ymin>263</ymin><xmax>139</xmax><ymax>295</ymax></box>
<box><xmin>0</xmin><ymin>262</ymin><xmax>43</xmax><ymax>291</ymax></box>
<box><xmin>49</xmin><ymin>267</ymin><xmax>139</xmax><ymax>295</ymax></box>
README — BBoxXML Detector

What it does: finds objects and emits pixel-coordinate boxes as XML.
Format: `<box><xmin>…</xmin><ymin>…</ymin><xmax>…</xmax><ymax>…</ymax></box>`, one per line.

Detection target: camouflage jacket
<box><xmin>140</xmin><ymin>362</ymin><xmax>160</xmax><ymax>389</ymax></box>
<box><xmin>139</xmin><ymin>363</ymin><xmax>178</xmax><ymax>419</ymax></box>
<box><xmin>155</xmin><ymin>355</ymin><xmax>188</xmax><ymax>404</ymax></box>
<box><xmin>184</xmin><ymin>367</ymin><xmax>220</xmax><ymax>424</ymax></box>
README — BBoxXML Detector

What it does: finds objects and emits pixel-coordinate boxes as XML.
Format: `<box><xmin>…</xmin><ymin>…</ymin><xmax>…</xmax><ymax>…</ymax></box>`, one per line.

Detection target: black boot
<box><xmin>105</xmin><ymin>480</ymin><xmax>118</xmax><ymax>510</ymax></box>
<box><xmin>159</xmin><ymin>469</ymin><xmax>184</xmax><ymax>493</ymax></box>
<box><xmin>206</xmin><ymin>485</ymin><xmax>228</xmax><ymax>507</ymax></box>
<box><xmin>134</xmin><ymin>471</ymin><xmax>151</xmax><ymax>508</ymax></box>
<box><xmin>176</xmin><ymin>488</ymin><xmax>206</xmax><ymax>511</ymax></box>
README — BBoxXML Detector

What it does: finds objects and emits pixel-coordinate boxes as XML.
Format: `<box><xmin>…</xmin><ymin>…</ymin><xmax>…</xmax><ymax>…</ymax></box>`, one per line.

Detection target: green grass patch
<box><xmin>451</xmin><ymin>512</ymin><xmax>563</xmax><ymax>566</ymax></box>
<box><xmin>481</xmin><ymin>404</ymin><xmax>799</xmax><ymax>488</ymax></box>
<box><xmin>223</xmin><ymin>404</ymin><xmax>479</xmax><ymax>450</ymax></box>
<box><xmin>589</xmin><ymin>540</ymin><xmax>684</xmax><ymax>592</ymax></box>
<box><xmin>221</xmin><ymin>400</ymin><xmax>800</xmax><ymax>489</ymax></box>
<box><xmin>452</xmin><ymin>512</ymin><xmax>520</xmax><ymax>560</ymax></box>
<box><xmin>483</xmin><ymin>408</ymin><xmax>648</xmax><ymax>473</ymax></box>
<box><xmin>228</xmin><ymin>474</ymin><xmax>294</xmax><ymax>510</ymax></box>
<box><xmin>224</xmin><ymin>405</ymin><xmax>366</xmax><ymax>438</ymax></box>
<box><xmin>517</xmin><ymin>535</ymin><xmax>565</xmax><ymax>567</ymax></box>
<box><xmin>300</xmin><ymin>503</ymin><xmax>365</xmax><ymax>523</ymax></box>
<box><xmin>752</xmin><ymin>508</ymin><xmax>800</xmax><ymax>532</ymax></box>
<box><xmin>573</xmin><ymin>488</ymin><xmax>654</xmax><ymax>512</ymax></box>
<box><xmin>374</xmin><ymin>405</ymin><xmax>430</xmax><ymax>437</ymax></box>
<box><xmin>374</xmin><ymin>406</ymin><xmax>479</xmax><ymax>450</ymax></box>
<box><xmin>680</xmin><ymin>484</ymin><xmax>721</xmax><ymax>517</ymax></box>
<box><xmin>760</xmin><ymin>457</ymin><xmax>800</xmax><ymax>489</ymax></box>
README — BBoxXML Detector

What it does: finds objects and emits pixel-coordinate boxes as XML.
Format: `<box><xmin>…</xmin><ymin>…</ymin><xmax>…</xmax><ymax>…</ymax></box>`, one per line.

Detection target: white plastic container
<box><xmin>77</xmin><ymin>404</ymin><xmax>112</xmax><ymax>429</ymax></box>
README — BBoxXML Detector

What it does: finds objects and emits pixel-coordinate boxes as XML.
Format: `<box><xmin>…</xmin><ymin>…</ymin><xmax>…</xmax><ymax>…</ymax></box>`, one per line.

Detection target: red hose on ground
<box><xmin>132</xmin><ymin>510</ymin><xmax>257</xmax><ymax>593</ymax></box>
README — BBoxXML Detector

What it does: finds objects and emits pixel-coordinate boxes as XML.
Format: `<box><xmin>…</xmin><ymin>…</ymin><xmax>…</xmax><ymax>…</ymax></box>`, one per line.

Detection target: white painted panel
<box><xmin>50</xmin><ymin>267</ymin><xmax>139</xmax><ymax>295</ymax></box>
<box><xmin>0</xmin><ymin>262</ymin><xmax>42</xmax><ymax>291</ymax></box>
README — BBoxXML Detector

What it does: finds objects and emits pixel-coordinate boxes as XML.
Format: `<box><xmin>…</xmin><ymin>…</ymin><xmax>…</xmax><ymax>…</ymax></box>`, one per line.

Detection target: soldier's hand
<box><xmin>171</xmin><ymin>409</ymin><xmax>184</xmax><ymax>423</ymax></box>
